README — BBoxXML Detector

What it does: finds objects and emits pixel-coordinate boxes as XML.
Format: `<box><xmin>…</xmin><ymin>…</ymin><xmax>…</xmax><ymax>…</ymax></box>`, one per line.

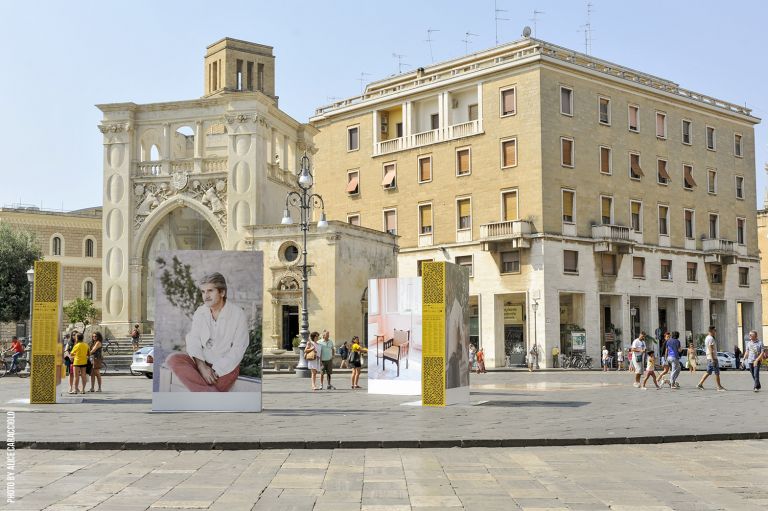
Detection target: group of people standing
<box><xmin>63</xmin><ymin>331</ymin><xmax>104</xmax><ymax>394</ymax></box>
<box><xmin>468</xmin><ymin>344</ymin><xmax>487</xmax><ymax>373</ymax></box>
<box><xmin>303</xmin><ymin>331</ymin><xmax>366</xmax><ymax>391</ymax></box>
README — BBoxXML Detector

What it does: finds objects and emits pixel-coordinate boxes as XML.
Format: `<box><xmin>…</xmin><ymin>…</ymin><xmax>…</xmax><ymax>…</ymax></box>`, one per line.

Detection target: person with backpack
<box><xmin>130</xmin><ymin>324</ymin><xmax>141</xmax><ymax>352</ymax></box>
<box><xmin>338</xmin><ymin>341</ymin><xmax>349</xmax><ymax>369</ymax></box>
<box><xmin>348</xmin><ymin>336</ymin><xmax>367</xmax><ymax>389</ymax></box>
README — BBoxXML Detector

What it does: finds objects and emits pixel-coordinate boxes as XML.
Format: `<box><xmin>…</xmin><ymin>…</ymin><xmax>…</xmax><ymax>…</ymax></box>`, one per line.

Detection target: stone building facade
<box><xmin>0</xmin><ymin>206</ymin><xmax>102</xmax><ymax>337</ymax></box>
<box><xmin>310</xmin><ymin>36</ymin><xmax>762</xmax><ymax>367</ymax></box>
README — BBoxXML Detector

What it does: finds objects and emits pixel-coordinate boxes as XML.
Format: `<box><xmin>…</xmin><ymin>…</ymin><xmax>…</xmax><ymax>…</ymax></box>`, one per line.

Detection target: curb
<box><xmin>10</xmin><ymin>432</ymin><xmax>767</xmax><ymax>450</ymax></box>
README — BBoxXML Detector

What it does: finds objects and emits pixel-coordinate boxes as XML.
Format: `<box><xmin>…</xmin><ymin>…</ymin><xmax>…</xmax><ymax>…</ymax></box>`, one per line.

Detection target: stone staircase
<box><xmin>103</xmin><ymin>336</ymin><xmax>154</xmax><ymax>374</ymax></box>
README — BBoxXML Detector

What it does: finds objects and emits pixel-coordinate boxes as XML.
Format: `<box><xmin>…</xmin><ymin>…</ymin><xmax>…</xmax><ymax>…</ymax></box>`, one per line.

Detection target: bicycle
<box><xmin>0</xmin><ymin>353</ymin><xmax>30</xmax><ymax>378</ymax></box>
<box><xmin>103</xmin><ymin>339</ymin><xmax>119</xmax><ymax>356</ymax></box>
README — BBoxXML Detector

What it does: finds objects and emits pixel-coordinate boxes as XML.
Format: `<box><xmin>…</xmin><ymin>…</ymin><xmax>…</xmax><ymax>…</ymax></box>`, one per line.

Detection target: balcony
<box><xmin>479</xmin><ymin>220</ymin><xmax>532</xmax><ymax>250</ymax></box>
<box><xmin>703</xmin><ymin>238</ymin><xmax>738</xmax><ymax>264</ymax></box>
<box><xmin>374</xmin><ymin>119</ymin><xmax>483</xmax><ymax>156</ymax></box>
<box><xmin>133</xmin><ymin>157</ymin><xmax>228</xmax><ymax>177</ymax></box>
<box><xmin>591</xmin><ymin>224</ymin><xmax>634</xmax><ymax>254</ymax></box>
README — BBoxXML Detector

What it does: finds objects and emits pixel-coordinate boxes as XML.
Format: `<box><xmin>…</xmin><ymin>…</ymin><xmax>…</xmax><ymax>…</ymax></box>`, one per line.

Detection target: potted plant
<box><xmin>292</xmin><ymin>336</ymin><xmax>301</xmax><ymax>354</ymax></box>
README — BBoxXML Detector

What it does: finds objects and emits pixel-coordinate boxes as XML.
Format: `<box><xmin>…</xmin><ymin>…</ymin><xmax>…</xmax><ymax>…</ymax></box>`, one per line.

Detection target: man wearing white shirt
<box><xmin>697</xmin><ymin>325</ymin><xmax>726</xmax><ymax>391</ymax></box>
<box><xmin>167</xmin><ymin>273</ymin><xmax>249</xmax><ymax>392</ymax></box>
<box><xmin>631</xmin><ymin>332</ymin><xmax>647</xmax><ymax>387</ymax></box>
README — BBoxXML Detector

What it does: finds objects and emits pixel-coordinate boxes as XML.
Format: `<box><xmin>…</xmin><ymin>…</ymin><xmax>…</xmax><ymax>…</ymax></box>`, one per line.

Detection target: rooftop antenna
<box><xmin>494</xmin><ymin>0</ymin><xmax>509</xmax><ymax>45</ymax></box>
<box><xmin>579</xmin><ymin>2</ymin><xmax>595</xmax><ymax>55</ymax></box>
<box><xmin>425</xmin><ymin>28</ymin><xmax>440</xmax><ymax>63</ymax></box>
<box><xmin>392</xmin><ymin>53</ymin><xmax>409</xmax><ymax>74</ymax></box>
<box><xmin>530</xmin><ymin>9</ymin><xmax>544</xmax><ymax>38</ymax></box>
<box><xmin>357</xmin><ymin>72</ymin><xmax>371</xmax><ymax>95</ymax></box>
<box><xmin>462</xmin><ymin>31</ymin><xmax>479</xmax><ymax>54</ymax></box>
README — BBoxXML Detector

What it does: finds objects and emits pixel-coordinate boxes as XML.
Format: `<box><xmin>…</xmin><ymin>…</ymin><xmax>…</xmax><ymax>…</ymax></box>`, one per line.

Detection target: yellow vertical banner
<box><xmin>421</xmin><ymin>261</ymin><xmax>446</xmax><ymax>406</ymax></box>
<box><xmin>30</xmin><ymin>261</ymin><xmax>62</xmax><ymax>404</ymax></box>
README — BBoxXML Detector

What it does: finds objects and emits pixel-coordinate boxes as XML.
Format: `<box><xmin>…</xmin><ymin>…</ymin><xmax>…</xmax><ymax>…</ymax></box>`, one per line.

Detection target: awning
<box><xmin>684</xmin><ymin>166</ymin><xmax>697</xmax><ymax>188</ymax></box>
<box><xmin>346</xmin><ymin>175</ymin><xmax>359</xmax><ymax>193</ymax></box>
<box><xmin>631</xmin><ymin>156</ymin><xmax>644</xmax><ymax>177</ymax></box>
<box><xmin>657</xmin><ymin>160</ymin><xmax>670</xmax><ymax>180</ymax></box>
<box><xmin>382</xmin><ymin>167</ymin><xmax>396</xmax><ymax>187</ymax></box>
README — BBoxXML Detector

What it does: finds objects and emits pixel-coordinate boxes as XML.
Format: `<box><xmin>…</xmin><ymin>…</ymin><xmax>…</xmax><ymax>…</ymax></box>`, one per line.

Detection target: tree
<box><xmin>63</xmin><ymin>298</ymin><xmax>100</xmax><ymax>331</ymax></box>
<box><xmin>0</xmin><ymin>222</ymin><xmax>42</xmax><ymax>323</ymax></box>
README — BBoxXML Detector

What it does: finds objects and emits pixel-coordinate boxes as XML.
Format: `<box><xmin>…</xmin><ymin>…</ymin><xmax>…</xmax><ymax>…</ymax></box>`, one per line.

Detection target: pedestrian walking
<box><xmin>552</xmin><ymin>346</ymin><xmax>560</xmax><ymax>368</ymax></box>
<box><xmin>743</xmin><ymin>330</ymin><xmax>765</xmax><ymax>392</ymax></box>
<box><xmin>687</xmin><ymin>342</ymin><xmax>698</xmax><ymax>372</ymax></box>
<box><xmin>89</xmin><ymin>332</ymin><xmax>103</xmax><ymax>392</ymax></box>
<box><xmin>338</xmin><ymin>341</ymin><xmax>349</xmax><ymax>369</ymax></box>
<box><xmin>528</xmin><ymin>344</ymin><xmax>538</xmax><ymax>372</ymax></box>
<box><xmin>69</xmin><ymin>333</ymin><xmax>89</xmax><ymax>394</ymax></box>
<box><xmin>628</xmin><ymin>350</ymin><xmax>635</xmax><ymax>373</ymax></box>
<box><xmin>657</xmin><ymin>332</ymin><xmax>672</xmax><ymax>385</ymax></box>
<box><xmin>665</xmin><ymin>331</ymin><xmax>682</xmax><ymax>389</ymax></box>
<box><xmin>130</xmin><ymin>324</ymin><xmax>141</xmax><ymax>352</ymax></box>
<box><xmin>305</xmin><ymin>331</ymin><xmax>322</xmax><ymax>391</ymax></box>
<box><xmin>631</xmin><ymin>331</ymin><xmax>647</xmax><ymax>387</ymax></box>
<box><xmin>469</xmin><ymin>344</ymin><xmax>477</xmax><ymax>372</ymax></box>
<box><xmin>348</xmin><ymin>336</ymin><xmax>367</xmax><ymax>389</ymax></box>
<box><xmin>641</xmin><ymin>351</ymin><xmax>661</xmax><ymax>389</ymax></box>
<box><xmin>64</xmin><ymin>333</ymin><xmax>76</xmax><ymax>392</ymax></box>
<box><xmin>616</xmin><ymin>348</ymin><xmax>624</xmax><ymax>371</ymax></box>
<box><xmin>697</xmin><ymin>326</ymin><xmax>726</xmax><ymax>391</ymax></box>
<box><xmin>476</xmin><ymin>347</ymin><xmax>487</xmax><ymax>373</ymax></box>
<box><xmin>602</xmin><ymin>346</ymin><xmax>609</xmax><ymax>371</ymax></box>
<box><xmin>733</xmin><ymin>345</ymin><xmax>743</xmax><ymax>370</ymax></box>
<box><xmin>318</xmin><ymin>330</ymin><xmax>336</xmax><ymax>390</ymax></box>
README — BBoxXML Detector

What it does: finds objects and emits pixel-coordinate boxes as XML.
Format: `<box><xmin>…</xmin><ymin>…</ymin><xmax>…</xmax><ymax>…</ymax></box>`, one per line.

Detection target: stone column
<box><xmin>193</xmin><ymin>121</ymin><xmax>203</xmax><ymax>173</ymax></box>
<box><xmin>270</xmin><ymin>298</ymin><xmax>280</xmax><ymax>350</ymax></box>
<box><xmin>129</xmin><ymin>258</ymin><xmax>143</xmax><ymax>327</ymax></box>
<box><xmin>162</xmin><ymin>123</ymin><xmax>171</xmax><ymax>175</ymax></box>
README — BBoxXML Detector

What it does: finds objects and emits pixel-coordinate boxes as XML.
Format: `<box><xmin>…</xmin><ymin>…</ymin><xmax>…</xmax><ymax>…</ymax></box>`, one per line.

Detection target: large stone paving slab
<box><xmin>2</xmin><ymin>371</ymin><xmax>766</xmax><ymax>447</ymax></box>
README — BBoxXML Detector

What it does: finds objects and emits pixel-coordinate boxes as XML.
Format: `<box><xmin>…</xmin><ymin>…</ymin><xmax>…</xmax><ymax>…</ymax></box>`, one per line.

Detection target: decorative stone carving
<box><xmin>98</xmin><ymin>122</ymin><xmax>132</xmax><ymax>134</ymax></box>
<box><xmin>278</xmin><ymin>275</ymin><xmax>300</xmax><ymax>291</ymax></box>
<box><xmin>132</xmin><ymin>177</ymin><xmax>228</xmax><ymax>230</ymax></box>
<box><xmin>171</xmin><ymin>171</ymin><xmax>189</xmax><ymax>192</ymax></box>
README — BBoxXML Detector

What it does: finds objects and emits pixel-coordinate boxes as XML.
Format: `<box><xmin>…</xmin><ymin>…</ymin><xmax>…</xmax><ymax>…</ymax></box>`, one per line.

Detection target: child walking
<box><xmin>641</xmin><ymin>350</ymin><xmax>661</xmax><ymax>389</ymax></box>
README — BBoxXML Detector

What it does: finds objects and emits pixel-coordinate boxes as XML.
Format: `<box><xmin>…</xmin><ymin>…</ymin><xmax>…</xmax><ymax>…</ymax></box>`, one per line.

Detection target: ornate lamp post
<box><xmin>281</xmin><ymin>153</ymin><xmax>328</xmax><ymax>377</ymax></box>
<box><xmin>531</xmin><ymin>299</ymin><xmax>539</xmax><ymax>368</ymax></box>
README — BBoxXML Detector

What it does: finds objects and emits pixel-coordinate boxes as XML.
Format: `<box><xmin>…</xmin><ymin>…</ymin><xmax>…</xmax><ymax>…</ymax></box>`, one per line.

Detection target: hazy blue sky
<box><xmin>1</xmin><ymin>0</ymin><xmax>766</xmax><ymax>211</ymax></box>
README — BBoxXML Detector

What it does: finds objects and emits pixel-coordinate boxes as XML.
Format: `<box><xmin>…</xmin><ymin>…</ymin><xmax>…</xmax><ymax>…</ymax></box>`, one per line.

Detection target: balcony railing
<box><xmin>480</xmin><ymin>219</ymin><xmax>532</xmax><ymax>240</ymax></box>
<box><xmin>591</xmin><ymin>224</ymin><xmax>633</xmax><ymax>243</ymax></box>
<box><xmin>374</xmin><ymin>119</ymin><xmax>483</xmax><ymax>156</ymax></box>
<box><xmin>703</xmin><ymin>238</ymin><xmax>736</xmax><ymax>254</ymax></box>
<box><xmin>133</xmin><ymin>158</ymin><xmax>228</xmax><ymax>177</ymax></box>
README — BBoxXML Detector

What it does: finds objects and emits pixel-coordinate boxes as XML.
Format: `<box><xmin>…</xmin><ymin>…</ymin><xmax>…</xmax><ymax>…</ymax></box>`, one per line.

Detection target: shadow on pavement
<box><xmin>479</xmin><ymin>400</ymin><xmax>588</xmax><ymax>408</ymax></box>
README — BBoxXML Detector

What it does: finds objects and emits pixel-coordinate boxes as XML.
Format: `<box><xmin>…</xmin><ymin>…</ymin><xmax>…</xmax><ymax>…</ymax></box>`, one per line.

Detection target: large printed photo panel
<box><xmin>152</xmin><ymin>250</ymin><xmax>263</xmax><ymax>412</ymax></box>
<box><xmin>367</xmin><ymin>277</ymin><xmax>422</xmax><ymax>395</ymax></box>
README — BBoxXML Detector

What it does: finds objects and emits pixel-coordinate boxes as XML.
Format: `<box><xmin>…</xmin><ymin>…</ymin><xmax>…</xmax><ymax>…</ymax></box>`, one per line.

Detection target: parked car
<box><xmin>130</xmin><ymin>347</ymin><xmax>154</xmax><ymax>378</ymax></box>
<box><xmin>717</xmin><ymin>351</ymin><xmax>736</xmax><ymax>369</ymax></box>
<box><xmin>679</xmin><ymin>348</ymin><xmax>705</xmax><ymax>369</ymax></box>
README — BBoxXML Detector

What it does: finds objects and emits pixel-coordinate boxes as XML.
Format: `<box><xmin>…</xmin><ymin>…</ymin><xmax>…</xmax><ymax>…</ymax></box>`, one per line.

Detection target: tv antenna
<box><xmin>579</xmin><ymin>2</ymin><xmax>595</xmax><ymax>55</ymax></box>
<box><xmin>425</xmin><ymin>28</ymin><xmax>440</xmax><ymax>63</ymax></box>
<box><xmin>530</xmin><ymin>9</ymin><xmax>544</xmax><ymax>38</ymax></box>
<box><xmin>462</xmin><ymin>31</ymin><xmax>479</xmax><ymax>54</ymax></box>
<box><xmin>494</xmin><ymin>0</ymin><xmax>508</xmax><ymax>45</ymax></box>
<box><xmin>357</xmin><ymin>72</ymin><xmax>371</xmax><ymax>95</ymax></box>
<box><xmin>392</xmin><ymin>53</ymin><xmax>409</xmax><ymax>74</ymax></box>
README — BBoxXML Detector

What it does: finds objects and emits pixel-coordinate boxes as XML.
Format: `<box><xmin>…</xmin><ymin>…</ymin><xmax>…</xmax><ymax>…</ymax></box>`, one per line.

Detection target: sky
<box><xmin>1</xmin><ymin>0</ymin><xmax>766</xmax><ymax>211</ymax></box>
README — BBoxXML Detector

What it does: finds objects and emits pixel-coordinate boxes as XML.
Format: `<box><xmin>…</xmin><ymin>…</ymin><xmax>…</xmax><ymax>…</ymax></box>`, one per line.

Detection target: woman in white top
<box><xmin>305</xmin><ymin>331</ymin><xmax>322</xmax><ymax>391</ymax></box>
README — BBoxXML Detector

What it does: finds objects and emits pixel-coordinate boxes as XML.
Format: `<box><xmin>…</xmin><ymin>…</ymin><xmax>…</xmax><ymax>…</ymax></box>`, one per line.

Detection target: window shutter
<box><xmin>562</xmin><ymin>192</ymin><xmax>574</xmax><ymax>218</ymax></box>
<box><xmin>562</xmin><ymin>139</ymin><xmax>573</xmax><ymax>166</ymax></box>
<box><xmin>503</xmin><ymin>140</ymin><xmax>517</xmax><ymax>167</ymax></box>
<box><xmin>381</xmin><ymin>165</ymin><xmax>396</xmax><ymax>186</ymax></box>
<box><xmin>458</xmin><ymin>150</ymin><xmax>470</xmax><ymax>173</ymax></box>
<box><xmin>419</xmin><ymin>158</ymin><xmax>431</xmax><ymax>181</ymax></box>
<box><xmin>346</xmin><ymin>174</ymin><xmax>359</xmax><ymax>193</ymax></box>
<box><xmin>629</xmin><ymin>106</ymin><xmax>638</xmax><ymax>127</ymax></box>
<box><xmin>504</xmin><ymin>192</ymin><xmax>518</xmax><ymax>221</ymax></box>
<box><xmin>633</xmin><ymin>257</ymin><xmax>644</xmax><ymax>277</ymax></box>
<box><xmin>503</xmin><ymin>89</ymin><xmax>515</xmax><ymax>114</ymax></box>
<box><xmin>656</xmin><ymin>114</ymin><xmax>665</xmax><ymax>137</ymax></box>
<box><xmin>630</xmin><ymin>154</ymin><xmax>644</xmax><ymax>176</ymax></box>
<box><xmin>631</xmin><ymin>202</ymin><xmax>641</xmax><ymax>215</ymax></box>
<box><xmin>458</xmin><ymin>200</ymin><xmax>470</xmax><ymax>218</ymax></box>
<box><xmin>600</xmin><ymin>147</ymin><xmax>610</xmax><ymax>172</ymax></box>
<box><xmin>385</xmin><ymin>211</ymin><xmax>396</xmax><ymax>231</ymax></box>
<box><xmin>684</xmin><ymin>166</ymin><xmax>697</xmax><ymax>187</ymax></box>
<box><xmin>420</xmin><ymin>206</ymin><xmax>432</xmax><ymax>228</ymax></box>
<box><xmin>601</xmin><ymin>197</ymin><xmax>612</xmax><ymax>220</ymax></box>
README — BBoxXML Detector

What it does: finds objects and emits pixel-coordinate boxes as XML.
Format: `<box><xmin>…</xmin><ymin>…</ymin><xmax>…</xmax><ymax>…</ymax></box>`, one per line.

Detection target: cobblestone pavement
<box><xmin>3</xmin><ymin>441</ymin><xmax>768</xmax><ymax>510</ymax></box>
<box><xmin>2</xmin><ymin>370</ymin><xmax>766</xmax><ymax>447</ymax></box>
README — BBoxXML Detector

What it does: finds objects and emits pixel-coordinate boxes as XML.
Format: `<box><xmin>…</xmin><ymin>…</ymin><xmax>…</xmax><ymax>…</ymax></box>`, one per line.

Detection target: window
<box><xmin>561</xmin><ymin>137</ymin><xmax>574</xmax><ymax>167</ymax></box>
<box><xmin>347</xmin><ymin>214</ymin><xmax>360</xmax><ymax>226</ymax></box>
<box><xmin>52</xmin><ymin>236</ymin><xmax>62</xmax><ymax>256</ymax></box>
<box><xmin>501</xmin><ymin>138</ymin><xmax>517</xmax><ymax>168</ymax></box>
<box><xmin>501</xmin><ymin>250</ymin><xmax>521</xmax><ymax>274</ymax></box>
<box><xmin>682</xmin><ymin>119</ymin><xmax>692</xmax><ymax>144</ymax></box>
<box><xmin>430</xmin><ymin>113</ymin><xmax>440</xmax><ymax>130</ymax></box>
<box><xmin>735</xmin><ymin>176</ymin><xmax>744</xmax><ymax>199</ymax></box>
<box><xmin>246</xmin><ymin>61</ymin><xmax>253</xmax><ymax>90</ymax></box>
<box><xmin>456</xmin><ymin>148</ymin><xmax>471</xmax><ymax>176</ymax></box>
<box><xmin>683</xmin><ymin>164</ymin><xmax>696</xmax><ymax>189</ymax></box>
<box><xmin>633</xmin><ymin>257</ymin><xmax>646</xmax><ymax>279</ymax></box>
<box><xmin>563</xmin><ymin>250</ymin><xmax>579</xmax><ymax>274</ymax></box>
<box><xmin>661</xmin><ymin>259</ymin><xmax>672</xmax><ymax>281</ymax></box>
<box><xmin>85</xmin><ymin>238</ymin><xmax>95</xmax><ymax>257</ymax></box>
<box><xmin>257</xmin><ymin>63</ymin><xmax>264</xmax><ymax>91</ymax></box>
<box><xmin>599</xmin><ymin>97</ymin><xmax>611</xmax><ymax>125</ymax></box>
<box><xmin>382</xmin><ymin>163</ymin><xmax>397</xmax><ymax>189</ymax></box>
<box><xmin>600</xmin><ymin>146</ymin><xmax>612</xmax><ymax>174</ymax></box>
<box><xmin>455</xmin><ymin>255</ymin><xmax>473</xmax><ymax>277</ymax></box>
<box><xmin>457</xmin><ymin>198</ymin><xmax>471</xmax><ymax>230</ymax></box>
<box><xmin>710</xmin><ymin>264</ymin><xmax>723</xmax><ymax>284</ymax></box>
<box><xmin>347</xmin><ymin>126</ymin><xmax>359</xmax><ymax>151</ymax></box>
<box><xmin>655</xmin><ymin>112</ymin><xmax>667</xmax><ymax>139</ymax></box>
<box><xmin>687</xmin><ymin>262</ymin><xmax>698</xmax><ymax>282</ymax></box>
<box><xmin>396</xmin><ymin>122</ymin><xmax>403</xmax><ymax>138</ymax></box>
<box><xmin>629</xmin><ymin>153</ymin><xmax>643</xmax><ymax>179</ymax></box>
<box><xmin>739</xmin><ymin>267</ymin><xmax>749</xmax><ymax>286</ymax></box>
<box><xmin>346</xmin><ymin>170</ymin><xmax>360</xmax><ymax>195</ymax></box>
<box><xmin>734</xmin><ymin>133</ymin><xmax>743</xmax><ymax>157</ymax></box>
<box><xmin>709</xmin><ymin>213</ymin><xmax>719</xmax><ymax>239</ymax></box>
<box><xmin>560</xmin><ymin>86</ymin><xmax>573</xmax><ymax>116</ymax></box>
<box><xmin>684</xmin><ymin>209</ymin><xmax>695</xmax><ymax>239</ymax></box>
<box><xmin>419</xmin><ymin>204</ymin><xmax>432</xmax><ymax>234</ymax></box>
<box><xmin>630</xmin><ymin>201</ymin><xmax>642</xmax><ymax>232</ymax></box>
<box><xmin>500</xmin><ymin>87</ymin><xmax>516</xmax><ymax>116</ymax></box>
<box><xmin>707</xmin><ymin>169</ymin><xmax>717</xmax><ymax>194</ymax></box>
<box><xmin>83</xmin><ymin>281</ymin><xmax>94</xmax><ymax>300</ymax></box>
<box><xmin>383</xmin><ymin>209</ymin><xmax>397</xmax><ymax>235</ymax></box>
<box><xmin>236</xmin><ymin>59</ymin><xmax>243</xmax><ymax>90</ymax></box>
<box><xmin>601</xmin><ymin>196</ymin><xmax>613</xmax><ymax>225</ymax></box>
<box><xmin>657</xmin><ymin>158</ymin><xmax>670</xmax><ymax>185</ymax></box>
<box><xmin>628</xmin><ymin>104</ymin><xmax>639</xmax><ymax>132</ymax></box>
<box><xmin>601</xmin><ymin>254</ymin><xmax>617</xmax><ymax>276</ymax></box>
<box><xmin>737</xmin><ymin>217</ymin><xmax>746</xmax><ymax>245</ymax></box>
<box><xmin>562</xmin><ymin>189</ymin><xmax>575</xmax><ymax>223</ymax></box>
<box><xmin>502</xmin><ymin>190</ymin><xmax>518</xmax><ymax>221</ymax></box>
<box><xmin>658</xmin><ymin>205</ymin><xmax>669</xmax><ymax>236</ymax></box>
<box><xmin>468</xmin><ymin>104</ymin><xmax>478</xmax><ymax>122</ymax></box>
<box><xmin>418</xmin><ymin>156</ymin><xmax>432</xmax><ymax>183</ymax></box>
<box><xmin>417</xmin><ymin>259</ymin><xmax>433</xmax><ymax>276</ymax></box>
<box><xmin>706</xmin><ymin>126</ymin><xmax>716</xmax><ymax>150</ymax></box>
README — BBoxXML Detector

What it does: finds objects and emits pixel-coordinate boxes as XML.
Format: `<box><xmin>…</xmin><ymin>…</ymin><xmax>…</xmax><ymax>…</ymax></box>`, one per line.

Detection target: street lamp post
<box><xmin>531</xmin><ymin>299</ymin><xmax>539</xmax><ymax>368</ymax></box>
<box><xmin>26</xmin><ymin>268</ymin><xmax>34</xmax><ymax>342</ymax></box>
<box><xmin>281</xmin><ymin>153</ymin><xmax>328</xmax><ymax>378</ymax></box>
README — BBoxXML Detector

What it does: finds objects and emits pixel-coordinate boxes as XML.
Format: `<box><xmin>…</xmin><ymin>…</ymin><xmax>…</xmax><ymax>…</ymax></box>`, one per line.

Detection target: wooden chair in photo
<box><xmin>382</xmin><ymin>328</ymin><xmax>410</xmax><ymax>377</ymax></box>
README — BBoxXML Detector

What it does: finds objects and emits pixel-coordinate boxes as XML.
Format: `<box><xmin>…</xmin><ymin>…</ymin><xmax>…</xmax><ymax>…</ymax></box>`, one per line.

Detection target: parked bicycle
<box><xmin>560</xmin><ymin>353</ymin><xmax>593</xmax><ymax>370</ymax></box>
<box><xmin>103</xmin><ymin>338</ymin><xmax>119</xmax><ymax>356</ymax></box>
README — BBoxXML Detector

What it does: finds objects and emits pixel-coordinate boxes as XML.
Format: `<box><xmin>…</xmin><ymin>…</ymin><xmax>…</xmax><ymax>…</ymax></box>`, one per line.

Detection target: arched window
<box><xmin>83</xmin><ymin>281</ymin><xmax>94</xmax><ymax>300</ymax></box>
<box><xmin>52</xmin><ymin>236</ymin><xmax>62</xmax><ymax>256</ymax></box>
<box><xmin>85</xmin><ymin>238</ymin><xmax>95</xmax><ymax>257</ymax></box>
